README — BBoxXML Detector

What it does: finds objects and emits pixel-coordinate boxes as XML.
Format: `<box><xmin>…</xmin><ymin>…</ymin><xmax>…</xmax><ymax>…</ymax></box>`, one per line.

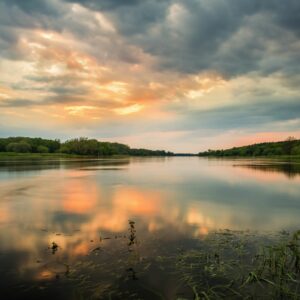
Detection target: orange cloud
<box><xmin>62</xmin><ymin>179</ymin><xmax>98</xmax><ymax>214</ymax></box>
<box><xmin>1</xmin><ymin>28</ymin><xmax>228</xmax><ymax>120</ymax></box>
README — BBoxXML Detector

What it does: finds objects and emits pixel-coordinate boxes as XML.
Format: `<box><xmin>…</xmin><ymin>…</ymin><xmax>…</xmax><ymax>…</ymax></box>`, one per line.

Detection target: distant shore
<box><xmin>0</xmin><ymin>152</ymin><xmax>200</xmax><ymax>160</ymax></box>
<box><xmin>198</xmin><ymin>138</ymin><xmax>300</xmax><ymax>157</ymax></box>
<box><xmin>1</xmin><ymin>153</ymin><xmax>299</xmax><ymax>162</ymax></box>
<box><xmin>0</xmin><ymin>137</ymin><xmax>174</xmax><ymax>158</ymax></box>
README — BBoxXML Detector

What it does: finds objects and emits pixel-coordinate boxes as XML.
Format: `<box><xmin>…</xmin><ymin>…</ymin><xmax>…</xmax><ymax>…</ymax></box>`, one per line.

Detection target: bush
<box><xmin>58</xmin><ymin>145</ymin><xmax>70</xmax><ymax>154</ymax></box>
<box><xmin>6</xmin><ymin>141</ymin><xmax>31</xmax><ymax>153</ymax></box>
<box><xmin>291</xmin><ymin>146</ymin><xmax>300</xmax><ymax>155</ymax></box>
<box><xmin>37</xmin><ymin>145</ymin><xmax>49</xmax><ymax>153</ymax></box>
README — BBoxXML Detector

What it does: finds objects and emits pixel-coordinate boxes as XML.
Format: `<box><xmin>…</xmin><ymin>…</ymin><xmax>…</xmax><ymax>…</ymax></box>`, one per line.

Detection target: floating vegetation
<box><xmin>52</xmin><ymin>225</ymin><xmax>299</xmax><ymax>298</ymax></box>
<box><xmin>128</xmin><ymin>220</ymin><xmax>137</xmax><ymax>248</ymax></box>
<box><xmin>173</xmin><ymin>230</ymin><xmax>300</xmax><ymax>299</ymax></box>
<box><xmin>7</xmin><ymin>224</ymin><xmax>300</xmax><ymax>299</ymax></box>
<box><xmin>49</xmin><ymin>242</ymin><xmax>59</xmax><ymax>254</ymax></box>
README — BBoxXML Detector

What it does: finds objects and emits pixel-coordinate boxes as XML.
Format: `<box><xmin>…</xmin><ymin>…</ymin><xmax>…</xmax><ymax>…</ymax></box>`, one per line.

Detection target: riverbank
<box><xmin>200</xmin><ymin>154</ymin><xmax>300</xmax><ymax>160</ymax></box>
<box><xmin>0</xmin><ymin>152</ymin><xmax>174</xmax><ymax>161</ymax></box>
<box><xmin>0</xmin><ymin>152</ymin><xmax>89</xmax><ymax>160</ymax></box>
<box><xmin>202</xmin><ymin>155</ymin><xmax>300</xmax><ymax>161</ymax></box>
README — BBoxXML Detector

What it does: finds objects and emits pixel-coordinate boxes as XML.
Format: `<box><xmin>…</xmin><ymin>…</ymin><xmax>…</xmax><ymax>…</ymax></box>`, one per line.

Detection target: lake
<box><xmin>0</xmin><ymin>157</ymin><xmax>299</xmax><ymax>299</ymax></box>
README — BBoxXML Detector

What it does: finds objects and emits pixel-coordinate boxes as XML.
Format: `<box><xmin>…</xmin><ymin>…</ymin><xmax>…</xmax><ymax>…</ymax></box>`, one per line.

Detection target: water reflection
<box><xmin>234</xmin><ymin>161</ymin><xmax>300</xmax><ymax>178</ymax></box>
<box><xmin>0</xmin><ymin>157</ymin><xmax>299</xmax><ymax>298</ymax></box>
<box><xmin>0</xmin><ymin>158</ymin><xmax>130</xmax><ymax>173</ymax></box>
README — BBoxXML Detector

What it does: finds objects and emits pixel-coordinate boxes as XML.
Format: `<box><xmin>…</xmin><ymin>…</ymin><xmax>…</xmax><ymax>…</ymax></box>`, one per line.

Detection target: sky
<box><xmin>0</xmin><ymin>0</ymin><xmax>299</xmax><ymax>152</ymax></box>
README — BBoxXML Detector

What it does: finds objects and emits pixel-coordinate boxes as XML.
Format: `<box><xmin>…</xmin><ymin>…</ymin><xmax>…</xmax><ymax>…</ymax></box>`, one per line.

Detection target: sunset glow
<box><xmin>0</xmin><ymin>0</ymin><xmax>299</xmax><ymax>151</ymax></box>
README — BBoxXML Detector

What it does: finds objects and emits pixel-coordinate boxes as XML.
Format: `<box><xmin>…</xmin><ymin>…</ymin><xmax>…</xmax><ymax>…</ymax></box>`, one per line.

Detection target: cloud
<box><xmin>0</xmin><ymin>98</ymin><xmax>37</xmax><ymax>108</ymax></box>
<box><xmin>183</xmin><ymin>100</ymin><xmax>300</xmax><ymax>132</ymax></box>
<box><xmin>63</xmin><ymin>0</ymin><xmax>300</xmax><ymax>78</ymax></box>
<box><xmin>0</xmin><ymin>0</ymin><xmax>299</xmax><ymax>151</ymax></box>
<box><xmin>1</xmin><ymin>0</ymin><xmax>62</xmax><ymax>15</ymax></box>
<box><xmin>114</xmin><ymin>103</ymin><xmax>144</xmax><ymax>115</ymax></box>
<box><xmin>2</xmin><ymin>0</ymin><xmax>300</xmax><ymax>77</ymax></box>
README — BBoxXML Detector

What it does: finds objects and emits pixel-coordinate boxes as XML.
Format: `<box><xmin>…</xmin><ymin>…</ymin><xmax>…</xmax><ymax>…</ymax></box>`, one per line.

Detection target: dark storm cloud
<box><xmin>0</xmin><ymin>0</ymin><xmax>66</xmax><ymax>59</ymax></box>
<box><xmin>1</xmin><ymin>0</ymin><xmax>63</xmax><ymax>17</ymax></box>
<box><xmin>0</xmin><ymin>29</ymin><xmax>20</xmax><ymax>59</ymax></box>
<box><xmin>85</xmin><ymin>0</ymin><xmax>300</xmax><ymax>40</ymax></box>
<box><xmin>64</xmin><ymin>0</ymin><xmax>142</xmax><ymax>10</ymax></box>
<box><xmin>63</xmin><ymin>0</ymin><xmax>172</xmax><ymax>35</ymax></box>
<box><xmin>0</xmin><ymin>0</ymin><xmax>141</xmax><ymax>65</ymax></box>
<box><xmin>64</xmin><ymin>0</ymin><xmax>300</xmax><ymax>77</ymax></box>
<box><xmin>1</xmin><ymin>0</ymin><xmax>299</xmax><ymax>77</ymax></box>
<box><xmin>0</xmin><ymin>95</ymin><xmax>83</xmax><ymax>108</ymax></box>
<box><xmin>167</xmin><ymin>100</ymin><xmax>300</xmax><ymax>132</ymax></box>
<box><xmin>0</xmin><ymin>0</ymin><xmax>65</xmax><ymax>30</ymax></box>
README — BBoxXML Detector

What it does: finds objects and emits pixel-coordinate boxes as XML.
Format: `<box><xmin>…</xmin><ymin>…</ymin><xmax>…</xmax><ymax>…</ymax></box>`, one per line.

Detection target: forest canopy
<box><xmin>0</xmin><ymin>137</ymin><xmax>173</xmax><ymax>156</ymax></box>
<box><xmin>198</xmin><ymin>137</ymin><xmax>300</xmax><ymax>157</ymax></box>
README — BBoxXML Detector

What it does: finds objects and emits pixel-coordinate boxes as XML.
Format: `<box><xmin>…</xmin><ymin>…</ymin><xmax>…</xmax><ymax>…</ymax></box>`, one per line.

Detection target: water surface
<box><xmin>0</xmin><ymin>157</ymin><xmax>299</xmax><ymax>299</ymax></box>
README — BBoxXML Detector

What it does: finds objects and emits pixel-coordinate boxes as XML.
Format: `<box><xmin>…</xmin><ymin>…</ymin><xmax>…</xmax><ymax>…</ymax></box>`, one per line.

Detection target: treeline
<box><xmin>199</xmin><ymin>137</ymin><xmax>300</xmax><ymax>157</ymax></box>
<box><xmin>0</xmin><ymin>137</ymin><xmax>173</xmax><ymax>156</ymax></box>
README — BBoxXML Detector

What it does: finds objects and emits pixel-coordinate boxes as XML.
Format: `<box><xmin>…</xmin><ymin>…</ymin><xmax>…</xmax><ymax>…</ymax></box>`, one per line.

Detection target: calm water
<box><xmin>0</xmin><ymin>157</ymin><xmax>299</xmax><ymax>299</ymax></box>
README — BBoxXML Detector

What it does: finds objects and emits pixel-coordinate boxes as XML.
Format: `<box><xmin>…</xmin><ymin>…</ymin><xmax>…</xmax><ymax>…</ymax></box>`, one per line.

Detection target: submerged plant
<box><xmin>250</xmin><ymin>230</ymin><xmax>300</xmax><ymax>298</ymax></box>
<box><xmin>49</xmin><ymin>241</ymin><xmax>59</xmax><ymax>254</ymax></box>
<box><xmin>174</xmin><ymin>230</ymin><xmax>300</xmax><ymax>299</ymax></box>
<box><xmin>128</xmin><ymin>220</ymin><xmax>137</xmax><ymax>248</ymax></box>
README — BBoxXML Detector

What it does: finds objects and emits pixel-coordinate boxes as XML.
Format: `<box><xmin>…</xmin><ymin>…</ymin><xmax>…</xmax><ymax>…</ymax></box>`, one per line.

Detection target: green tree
<box><xmin>37</xmin><ymin>145</ymin><xmax>49</xmax><ymax>153</ymax></box>
<box><xmin>283</xmin><ymin>136</ymin><xmax>297</xmax><ymax>155</ymax></box>
<box><xmin>291</xmin><ymin>145</ymin><xmax>300</xmax><ymax>155</ymax></box>
<box><xmin>6</xmin><ymin>141</ymin><xmax>31</xmax><ymax>153</ymax></box>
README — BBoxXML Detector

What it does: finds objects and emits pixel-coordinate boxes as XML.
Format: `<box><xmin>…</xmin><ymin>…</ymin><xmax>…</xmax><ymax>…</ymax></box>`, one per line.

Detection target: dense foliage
<box><xmin>0</xmin><ymin>137</ymin><xmax>60</xmax><ymax>153</ymax></box>
<box><xmin>0</xmin><ymin>137</ymin><xmax>173</xmax><ymax>156</ymax></box>
<box><xmin>199</xmin><ymin>137</ymin><xmax>300</xmax><ymax>157</ymax></box>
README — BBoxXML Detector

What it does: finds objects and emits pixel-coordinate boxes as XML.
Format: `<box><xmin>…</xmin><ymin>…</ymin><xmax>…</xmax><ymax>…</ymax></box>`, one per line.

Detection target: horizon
<box><xmin>1</xmin><ymin>1</ymin><xmax>300</xmax><ymax>152</ymax></box>
<box><xmin>1</xmin><ymin>135</ymin><xmax>299</xmax><ymax>154</ymax></box>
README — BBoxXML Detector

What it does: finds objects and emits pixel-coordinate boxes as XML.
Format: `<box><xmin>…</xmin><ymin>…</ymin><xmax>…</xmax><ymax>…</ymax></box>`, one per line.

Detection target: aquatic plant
<box><xmin>173</xmin><ymin>229</ymin><xmax>300</xmax><ymax>299</ymax></box>
<box><xmin>49</xmin><ymin>241</ymin><xmax>59</xmax><ymax>254</ymax></box>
